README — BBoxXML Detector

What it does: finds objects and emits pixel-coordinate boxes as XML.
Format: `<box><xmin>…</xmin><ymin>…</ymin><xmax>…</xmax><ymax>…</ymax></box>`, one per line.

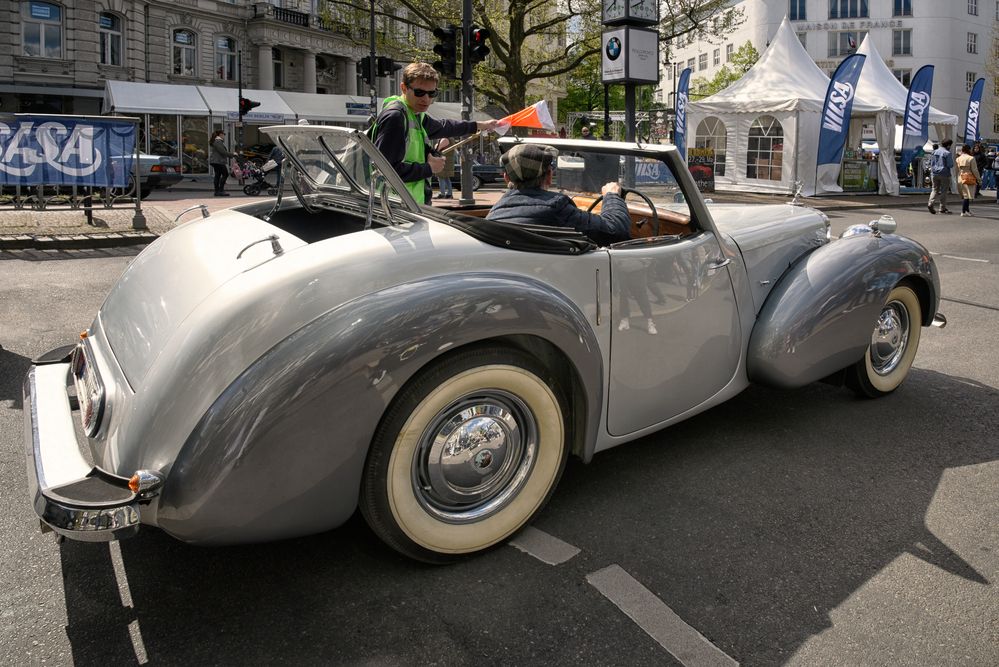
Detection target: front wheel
<box><xmin>471</xmin><ymin>175</ymin><xmax>483</xmax><ymax>191</ymax></box>
<box><xmin>360</xmin><ymin>348</ymin><xmax>568</xmax><ymax>563</ymax></box>
<box><xmin>847</xmin><ymin>285</ymin><xmax>922</xmax><ymax>398</ymax></box>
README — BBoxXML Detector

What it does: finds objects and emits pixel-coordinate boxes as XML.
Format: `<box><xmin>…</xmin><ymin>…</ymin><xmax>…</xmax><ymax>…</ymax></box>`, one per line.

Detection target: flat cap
<box><xmin>501</xmin><ymin>144</ymin><xmax>558</xmax><ymax>182</ymax></box>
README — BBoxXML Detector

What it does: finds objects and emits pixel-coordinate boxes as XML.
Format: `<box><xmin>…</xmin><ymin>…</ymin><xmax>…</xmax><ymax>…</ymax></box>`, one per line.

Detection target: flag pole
<box><xmin>440</xmin><ymin>130</ymin><xmax>485</xmax><ymax>155</ymax></box>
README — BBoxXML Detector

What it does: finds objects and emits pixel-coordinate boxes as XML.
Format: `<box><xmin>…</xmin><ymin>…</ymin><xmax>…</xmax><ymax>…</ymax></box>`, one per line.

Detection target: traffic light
<box><xmin>238</xmin><ymin>97</ymin><xmax>260</xmax><ymax>117</ymax></box>
<box><xmin>357</xmin><ymin>56</ymin><xmax>373</xmax><ymax>84</ymax></box>
<box><xmin>432</xmin><ymin>25</ymin><xmax>459</xmax><ymax>78</ymax></box>
<box><xmin>468</xmin><ymin>25</ymin><xmax>491</xmax><ymax>64</ymax></box>
<box><xmin>376</xmin><ymin>56</ymin><xmax>397</xmax><ymax>78</ymax></box>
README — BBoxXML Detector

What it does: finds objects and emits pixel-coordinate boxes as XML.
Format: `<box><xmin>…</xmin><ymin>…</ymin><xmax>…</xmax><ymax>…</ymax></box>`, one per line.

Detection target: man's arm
<box><xmin>558</xmin><ymin>191</ymin><xmax>631</xmax><ymax>243</ymax></box>
<box><xmin>373</xmin><ymin>108</ymin><xmax>432</xmax><ymax>182</ymax></box>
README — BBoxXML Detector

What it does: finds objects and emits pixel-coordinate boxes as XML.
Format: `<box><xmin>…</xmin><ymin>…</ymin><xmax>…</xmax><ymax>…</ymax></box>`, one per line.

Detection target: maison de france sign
<box><xmin>795</xmin><ymin>19</ymin><xmax>907</xmax><ymax>31</ymax></box>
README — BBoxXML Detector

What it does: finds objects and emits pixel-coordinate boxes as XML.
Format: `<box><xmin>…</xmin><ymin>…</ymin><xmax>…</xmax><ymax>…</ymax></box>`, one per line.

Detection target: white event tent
<box><xmin>687</xmin><ymin>17</ymin><xmax>892</xmax><ymax>196</ymax></box>
<box><xmin>853</xmin><ymin>35</ymin><xmax>958</xmax><ymax>194</ymax></box>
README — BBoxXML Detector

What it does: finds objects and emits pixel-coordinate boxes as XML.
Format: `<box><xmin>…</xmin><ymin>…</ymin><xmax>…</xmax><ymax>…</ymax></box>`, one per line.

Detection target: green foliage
<box><xmin>689</xmin><ymin>41</ymin><xmax>759</xmax><ymax>98</ymax></box>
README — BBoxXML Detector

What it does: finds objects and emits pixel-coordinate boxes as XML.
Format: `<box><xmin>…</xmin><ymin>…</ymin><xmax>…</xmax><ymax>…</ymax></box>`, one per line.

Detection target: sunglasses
<box><xmin>409</xmin><ymin>86</ymin><xmax>439</xmax><ymax>98</ymax></box>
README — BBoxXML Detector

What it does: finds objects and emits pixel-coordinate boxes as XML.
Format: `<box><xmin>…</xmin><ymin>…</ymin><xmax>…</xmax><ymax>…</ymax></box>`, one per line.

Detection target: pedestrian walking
<box><xmin>435</xmin><ymin>139</ymin><xmax>454</xmax><ymax>199</ymax></box>
<box><xmin>983</xmin><ymin>148</ymin><xmax>998</xmax><ymax>191</ymax></box>
<box><xmin>972</xmin><ymin>142</ymin><xmax>988</xmax><ymax>197</ymax></box>
<box><xmin>209</xmin><ymin>130</ymin><xmax>233</xmax><ymax>197</ymax></box>
<box><xmin>955</xmin><ymin>143</ymin><xmax>981</xmax><ymax>217</ymax></box>
<box><xmin>927</xmin><ymin>139</ymin><xmax>954</xmax><ymax>215</ymax></box>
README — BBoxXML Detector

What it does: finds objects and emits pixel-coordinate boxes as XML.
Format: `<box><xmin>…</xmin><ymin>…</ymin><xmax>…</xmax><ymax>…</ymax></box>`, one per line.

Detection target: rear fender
<box><xmin>747</xmin><ymin>233</ymin><xmax>939</xmax><ymax>389</ymax></box>
<box><xmin>156</xmin><ymin>273</ymin><xmax>601</xmax><ymax>545</ymax></box>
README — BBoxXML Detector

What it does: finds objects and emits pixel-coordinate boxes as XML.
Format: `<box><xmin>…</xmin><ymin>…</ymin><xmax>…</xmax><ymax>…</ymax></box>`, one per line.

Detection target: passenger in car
<box><xmin>486</xmin><ymin>144</ymin><xmax>631</xmax><ymax>245</ymax></box>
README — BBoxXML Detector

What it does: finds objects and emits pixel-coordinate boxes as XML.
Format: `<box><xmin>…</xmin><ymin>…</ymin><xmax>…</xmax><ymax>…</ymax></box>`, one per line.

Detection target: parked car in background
<box><xmin>24</xmin><ymin>128</ymin><xmax>945</xmax><ymax>565</ymax></box>
<box><xmin>113</xmin><ymin>153</ymin><xmax>183</xmax><ymax>199</ymax></box>
<box><xmin>433</xmin><ymin>161</ymin><xmax>505</xmax><ymax>191</ymax></box>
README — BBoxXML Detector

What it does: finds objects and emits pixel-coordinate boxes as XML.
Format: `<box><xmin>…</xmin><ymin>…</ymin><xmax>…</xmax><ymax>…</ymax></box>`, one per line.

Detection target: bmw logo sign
<box><xmin>606</xmin><ymin>37</ymin><xmax>622</xmax><ymax>60</ymax></box>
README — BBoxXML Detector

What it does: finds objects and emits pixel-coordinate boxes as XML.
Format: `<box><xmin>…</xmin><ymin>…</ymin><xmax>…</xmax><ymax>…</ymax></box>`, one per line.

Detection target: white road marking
<box><xmin>939</xmin><ymin>254</ymin><xmax>990</xmax><ymax>263</ymax></box>
<box><xmin>128</xmin><ymin>620</ymin><xmax>149</xmax><ymax>664</ymax></box>
<box><xmin>108</xmin><ymin>541</ymin><xmax>134</xmax><ymax>608</ymax></box>
<box><xmin>509</xmin><ymin>526</ymin><xmax>580</xmax><ymax>565</ymax></box>
<box><xmin>587</xmin><ymin>565</ymin><xmax>739</xmax><ymax>667</ymax></box>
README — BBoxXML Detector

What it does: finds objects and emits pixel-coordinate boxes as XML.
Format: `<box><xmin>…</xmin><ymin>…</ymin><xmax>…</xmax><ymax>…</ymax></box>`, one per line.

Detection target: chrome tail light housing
<box><xmin>70</xmin><ymin>340</ymin><xmax>106</xmax><ymax>437</ymax></box>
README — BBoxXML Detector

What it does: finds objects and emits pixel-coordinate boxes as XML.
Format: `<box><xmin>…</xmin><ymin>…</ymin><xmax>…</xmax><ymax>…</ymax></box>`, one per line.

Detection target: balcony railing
<box><xmin>252</xmin><ymin>3</ymin><xmax>357</xmax><ymax>38</ymax></box>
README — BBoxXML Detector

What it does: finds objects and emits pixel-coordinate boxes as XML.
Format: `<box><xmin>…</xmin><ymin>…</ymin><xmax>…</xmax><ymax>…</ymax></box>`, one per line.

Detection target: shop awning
<box><xmin>103</xmin><ymin>80</ymin><xmax>211</xmax><ymax>116</ymax></box>
<box><xmin>197</xmin><ymin>86</ymin><xmax>295</xmax><ymax>123</ymax></box>
<box><xmin>277</xmin><ymin>91</ymin><xmax>372</xmax><ymax>124</ymax></box>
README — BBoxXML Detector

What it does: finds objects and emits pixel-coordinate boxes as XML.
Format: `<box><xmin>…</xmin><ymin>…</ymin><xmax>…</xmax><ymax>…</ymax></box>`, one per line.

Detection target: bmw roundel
<box><xmin>606</xmin><ymin>37</ymin><xmax>622</xmax><ymax>60</ymax></box>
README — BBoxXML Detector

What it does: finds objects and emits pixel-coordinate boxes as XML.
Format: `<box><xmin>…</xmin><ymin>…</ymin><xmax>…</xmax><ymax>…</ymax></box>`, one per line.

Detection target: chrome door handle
<box><xmin>707</xmin><ymin>258</ymin><xmax>732</xmax><ymax>272</ymax></box>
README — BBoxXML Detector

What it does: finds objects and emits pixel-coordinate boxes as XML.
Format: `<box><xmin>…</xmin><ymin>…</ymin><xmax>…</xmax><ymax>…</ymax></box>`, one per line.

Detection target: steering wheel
<box><xmin>586</xmin><ymin>187</ymin><xmax>660</xmax><ymax>237</ymax></box>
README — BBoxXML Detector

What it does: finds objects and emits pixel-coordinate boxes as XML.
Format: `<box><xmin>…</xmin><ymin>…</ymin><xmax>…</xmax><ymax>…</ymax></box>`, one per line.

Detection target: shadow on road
<box><xmin>54</xmin><ymin>369</ymin><xmax>997</xmax><ymax>664</ymax></box>
<box><xmin>0</xmin><ymin>346</ymin><xmax>32</xmax><ymax>410</ymax></box>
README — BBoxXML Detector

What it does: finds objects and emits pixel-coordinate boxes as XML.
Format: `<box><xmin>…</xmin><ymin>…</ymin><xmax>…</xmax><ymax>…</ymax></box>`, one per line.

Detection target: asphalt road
<box><xmin>0</xmin><ymin>204</ymin><xmax>996</xmax><ymax>666</ymax></box>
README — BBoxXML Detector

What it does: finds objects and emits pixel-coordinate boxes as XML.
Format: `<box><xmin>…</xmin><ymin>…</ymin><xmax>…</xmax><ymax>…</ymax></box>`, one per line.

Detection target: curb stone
<box><xmin>0</xmin><ymin>230</ymin><xmax>158</xmax><ymax>251</ymax></box>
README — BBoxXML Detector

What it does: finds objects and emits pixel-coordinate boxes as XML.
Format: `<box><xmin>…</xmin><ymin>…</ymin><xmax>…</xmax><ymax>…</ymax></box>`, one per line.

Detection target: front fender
<box><xmin>157</xmin><ymin>273</ymin><xmax>602</xmax><ymax>545</ymax></box>
<box><xmin>747</xmin><ymin>233</ymin><xmax>939</xmax><ymax>389</ymax></box>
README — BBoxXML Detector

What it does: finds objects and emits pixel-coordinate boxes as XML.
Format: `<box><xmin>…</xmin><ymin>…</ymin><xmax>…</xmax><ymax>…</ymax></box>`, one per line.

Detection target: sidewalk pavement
<box><xmin>0</xmin><ymin>176</ymin><xmax>951</xmax><ymax>251</ymax></box>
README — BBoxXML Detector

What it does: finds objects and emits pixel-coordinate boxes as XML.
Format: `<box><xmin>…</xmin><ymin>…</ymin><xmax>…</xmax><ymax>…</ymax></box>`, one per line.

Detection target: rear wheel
<box><xmin>360</xmin><ymin>348</ymin><xmax>568</xmax><ymax>563</ymax></box>
<box><xmin>847</xmin><ymin>285</ymin><xmax>922</xmax><ymax>397</ymax></box>
<box><xmin>471</xmin><ymin>175</ymin><xmax>483</xmax><ymax>191</ymax></box>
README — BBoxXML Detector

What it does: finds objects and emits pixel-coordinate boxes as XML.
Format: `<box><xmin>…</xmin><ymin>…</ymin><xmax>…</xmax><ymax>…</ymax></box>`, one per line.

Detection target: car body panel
<box><xmin>747</xmin><ymin>231</ymin><xmax>939</xmax><ymax>388</ymax></box>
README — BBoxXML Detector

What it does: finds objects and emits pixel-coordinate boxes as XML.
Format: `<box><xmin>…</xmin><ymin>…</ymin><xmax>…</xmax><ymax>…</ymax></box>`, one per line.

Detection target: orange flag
<box><xmin>495</xmin><ymin>100</ymin><xmax>556</xmax><ymax>136</ymax></box>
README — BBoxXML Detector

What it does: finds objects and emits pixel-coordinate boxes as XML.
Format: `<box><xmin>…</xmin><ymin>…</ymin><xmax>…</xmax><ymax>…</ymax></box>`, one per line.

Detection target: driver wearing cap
<box><xmin>486</xmin><ymin>144</ymin><xmax>631</xmax><ymax>245</ymax></box>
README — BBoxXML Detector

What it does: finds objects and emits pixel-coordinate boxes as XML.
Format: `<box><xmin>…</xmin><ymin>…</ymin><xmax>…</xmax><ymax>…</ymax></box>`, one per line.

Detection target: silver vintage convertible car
<box><xmin>24</xmin><ymin>127</ymin><xmax>945</xmax><ymax>562</ymax></box>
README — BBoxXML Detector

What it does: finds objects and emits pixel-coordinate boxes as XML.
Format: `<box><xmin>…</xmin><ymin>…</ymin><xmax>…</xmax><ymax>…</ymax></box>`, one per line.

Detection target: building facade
<box><xmin>0</xmin><ymin>0</ymin><xmax>444</xmax><ymax>172</ymax></box>
<box><xmin>663</xmin><ymin>0</ymin><xmax>997</xmax><ymax>143</ymax></box>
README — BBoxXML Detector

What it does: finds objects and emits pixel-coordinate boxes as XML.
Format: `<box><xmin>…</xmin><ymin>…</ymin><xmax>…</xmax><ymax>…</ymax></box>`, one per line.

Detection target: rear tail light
<box><xmin>70</xmin><ymin>341</ymin><xmax>105</xmax><ymax>437</ymax></box>
<box><xmin>129</xmin><ymin>470</ymin><xmax>164</xmax><ymax>495</ymax></box>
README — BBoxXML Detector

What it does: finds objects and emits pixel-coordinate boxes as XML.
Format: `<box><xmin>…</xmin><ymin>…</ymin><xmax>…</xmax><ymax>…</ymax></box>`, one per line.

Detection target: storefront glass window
<box><xmin>181</xmin><ymin>116</ymin><xmax>210</xmax><ymax>175</ymax></box>
<box><xmin>22</xmin><ymin>2</ymin><xmax>63</xmax><ymax>58</ymax></box>
<box><xmin>148</xmin><ymin>114</ymin><xmax>179</xmax><ymax>160</ymax></box>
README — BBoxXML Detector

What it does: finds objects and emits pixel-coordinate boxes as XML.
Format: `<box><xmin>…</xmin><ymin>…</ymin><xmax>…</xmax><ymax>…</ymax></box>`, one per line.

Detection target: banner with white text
<box><xmin>673</xmin><ymin>68</ymin><xmax>691</xmax><ymax>159</ymax></box>
<box><xmin>964</xmin><ymin>77</ymin><xmax>985</xmax><ymax>143</ymax></box>
<box><xmin>900</xmin><ymin>65</ymin><xmax>934</xmax><ymax>178</ymax></box>
<box><xmin>815</xmin><ymin>53</ymin><xmax>866</xmax><ymax>193</ymax></box>
<box><xmin>0</xmin><ymin>116</ymin><xmax>135</xmax><ymax>187</ymax></box>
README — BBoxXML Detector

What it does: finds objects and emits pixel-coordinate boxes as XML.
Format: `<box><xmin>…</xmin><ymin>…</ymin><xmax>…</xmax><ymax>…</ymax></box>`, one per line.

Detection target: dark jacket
<box><xmin>209</xmin><ymin>136</ymin><xmax>232</xmax><ymax>166</ymax></box>
<box><xmin>372</xmin><ymin>104</ymin><xmax>477</xmax><ymax>184</ymax></box>
<box><xmin>486</xmin><ymin>187</ymin><xmax>632</xmax><ymax>245</ymax></box>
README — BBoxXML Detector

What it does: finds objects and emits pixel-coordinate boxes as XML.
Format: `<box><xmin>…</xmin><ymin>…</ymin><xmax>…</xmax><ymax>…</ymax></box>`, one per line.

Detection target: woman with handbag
<box><xmin>955</xmin><ymin>144</ymin><xmax>980</xmax><ymax>217</ymax></box>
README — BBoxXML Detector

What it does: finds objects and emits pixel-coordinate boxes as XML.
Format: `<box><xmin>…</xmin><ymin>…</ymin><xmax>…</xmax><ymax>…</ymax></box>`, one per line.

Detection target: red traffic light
<box><xmin>469</xmin><ymin>25</ymin><xmax>490</xmax><ymax>64</ymax></box>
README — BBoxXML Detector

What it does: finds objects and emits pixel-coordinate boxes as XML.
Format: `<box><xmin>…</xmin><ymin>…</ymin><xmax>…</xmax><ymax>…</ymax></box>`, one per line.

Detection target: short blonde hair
<box><xmin>402</xmin><ymin>62</ymin><xmax>440</xmax><ymax>86</ymax></box>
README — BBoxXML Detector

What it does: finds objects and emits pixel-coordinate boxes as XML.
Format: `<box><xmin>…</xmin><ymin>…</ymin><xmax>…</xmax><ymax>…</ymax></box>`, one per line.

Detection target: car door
<box><xmin>607</xmin><ymin>230</ymin><xmax>741</xmax><ymax>436</ymax></box>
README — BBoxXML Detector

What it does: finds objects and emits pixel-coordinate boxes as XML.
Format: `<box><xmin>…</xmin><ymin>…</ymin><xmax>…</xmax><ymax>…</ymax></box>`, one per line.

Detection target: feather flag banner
<box><xmin>494</xmin><ymin>100</ymin><xmax>556</xmax><ymax>136</ymax></box>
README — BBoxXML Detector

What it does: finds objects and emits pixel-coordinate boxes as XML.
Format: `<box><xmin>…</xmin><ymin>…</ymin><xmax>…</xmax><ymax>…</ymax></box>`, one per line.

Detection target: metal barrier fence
<box><xmin>0</xmin><ymin>113</ymin><xmax>147</xmax><ymax>229</ymax></box>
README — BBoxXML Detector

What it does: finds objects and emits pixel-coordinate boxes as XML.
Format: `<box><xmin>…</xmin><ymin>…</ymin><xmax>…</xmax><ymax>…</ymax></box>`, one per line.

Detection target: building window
<box><xmin>789</xmin><ymin>0</ymin><xmax>806</xmax><ymax>20</ymax></box>
<box><xmin>797</xmin><ymin>32</ymin><xmax>807</xmax><ymax>48</ymax></box>
<box><xmin>994</xmin><ymin>113</ymin><xmax>999</xmax><ymax>134</ymax></box>
<box><xmin>687</xmin><ymin>57</ymin><xmax>695</xmax><ymax>70</ymax></box>
<box><xmin>893</xmin><ymin>29</ymin><xmax>912</xmax><ymax>56</ymax></box>
<box><xmin>695</xmin><ymin>117</ymin><xmax>727</xmax><ymax>176</ymax></box>
<box><xmin>967</xmin><ymin>72</ymin><xmax>977</xmax><ymax>92</ymax></box>
<box><xmin>215</xmin><ymin>36</ymin><xmax>237</xmax><ymax>80</ymax></box>
<box><xmin>99</xmin><ymin>12</ymin><xmax>122</xmax><ymax>66</ymax></box>
<box><xmin>173</xmin><ymin>29</ymin><xmax>197</xmax><ymax>76</ymax></box>
<box><xmin>828</xmin><ymin>31</ymin><xmax>867</xmax><ymax>57</ymax></box>
<box><xmin>967</xmin><ymin>33</ymin><xmax>978</xmax><ymax>54</ymax></box>
<box><xmin>893</xmin><ymin>0</ymin><xmax>912</xmax><ymax>15</ymax></box>
<box><xmin>272</xmin><ymin>47</ymin><xmax>283</xmax><ymax>88</ymax></box>
<box><xmin>726</xmin><ymin>43</ymin><xmax>733</xmax><ymax>61</ymax></box>
<box><xmin>713</xmin><ymin>48</ymin><xmax>720</xmax><ymax>66</ymax></box>
<box><xmin>747</xmin><ymin>115</ymin><xmax>784</xmax><ymax>181</ymax></box>
<box><xmin>21</xmin><ymin>1</ymin><xmax>63</xmax><ymax>58</ymax></box>
<box><xmin>892</xmin><ymin>68</ymin><xmax>911</xmax><ymax>86</ymax></box>
<box><xmin>698</xmin><ymin>53</ymin><xmax>707</xmax><ymax>70</ymax></box>
<box><xmin>969</xmin><ymin>0</ymin><xmax>978</xmax><ymax>15</ymax></box>
<box><xmin>829</xmin><ymin>0</ymin><xmax>869</xmax><ymax>19</ymax></box>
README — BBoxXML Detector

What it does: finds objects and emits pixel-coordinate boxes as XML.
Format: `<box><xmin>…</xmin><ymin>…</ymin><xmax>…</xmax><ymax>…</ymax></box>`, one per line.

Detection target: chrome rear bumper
<box><xmin>23</xmin><ymin>360</ymin><xmax>140</xmax><ymax>542</ymax></box>
<box><xmin>931</xmin><ymin>312</ymin><xmax>947</xmax><ymax>328</ymax></box>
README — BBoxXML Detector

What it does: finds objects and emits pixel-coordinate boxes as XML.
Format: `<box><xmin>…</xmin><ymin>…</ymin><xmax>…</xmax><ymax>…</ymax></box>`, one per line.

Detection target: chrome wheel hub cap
<box><xmin>414</xmin><ymin>392</ymin><xmax>537</xmax><ymax>523</ymax></box>
<box><xmin>870</xmin><ymin>300</ymin><xmax>910</xmax><ymax>376</ymax></box>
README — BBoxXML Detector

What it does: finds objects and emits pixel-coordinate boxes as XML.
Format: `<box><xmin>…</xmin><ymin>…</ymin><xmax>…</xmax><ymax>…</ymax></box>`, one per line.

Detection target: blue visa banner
<box><xmin>964</xmin><ymin>77</ymin><xmax>985</xmax><ymax>143</ymax></box>
<box><xmin>817</xmin><ymin>53</ymin><xmax>865</xmax><ymax>167</ymax></box>
<box><xmin>900</xmin><ymin>65</ymin><xmax>934</xmax><ymax>175</ymax></box>
<box><xmin>674</xmin><ymin>67</ymin><xmax>691</xmax><ymax>158</ymax></box>
<box><xmin>0</xmin><ymin>116</ymin><xmax>135</xmax><ymax>187</ymax></box>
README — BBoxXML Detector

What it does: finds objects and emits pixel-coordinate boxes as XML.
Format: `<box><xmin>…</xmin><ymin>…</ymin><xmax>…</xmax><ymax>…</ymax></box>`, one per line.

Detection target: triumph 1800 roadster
<box><xmin>24</xmin><ymin>127</ymin><xmax>945</xmax><ymax>562</ymax></box>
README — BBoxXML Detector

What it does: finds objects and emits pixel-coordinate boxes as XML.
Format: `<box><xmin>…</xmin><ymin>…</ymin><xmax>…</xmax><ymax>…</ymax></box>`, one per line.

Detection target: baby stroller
<box><xmin>240</xmin><ymin>157</ymin><xmax>280</xmax><ymax>196</ymax></box>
